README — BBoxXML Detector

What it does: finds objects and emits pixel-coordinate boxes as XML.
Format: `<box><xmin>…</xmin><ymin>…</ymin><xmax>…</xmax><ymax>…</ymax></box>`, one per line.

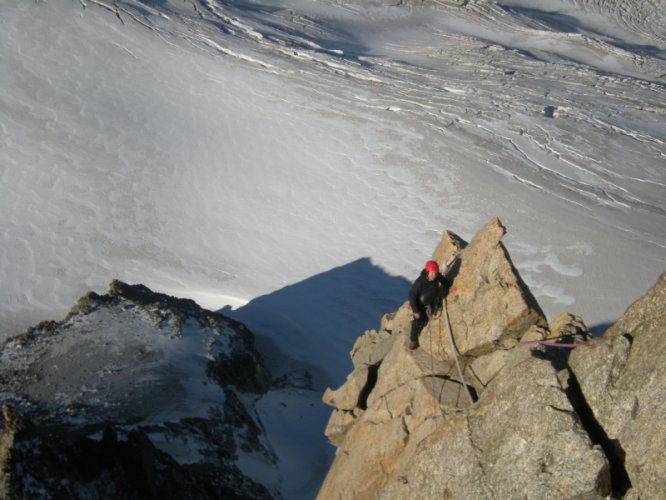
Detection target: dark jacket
<box><xmin>409</xmin><ymin>270</ymin><xmax>450</xmax><ymax>314</ymax></box>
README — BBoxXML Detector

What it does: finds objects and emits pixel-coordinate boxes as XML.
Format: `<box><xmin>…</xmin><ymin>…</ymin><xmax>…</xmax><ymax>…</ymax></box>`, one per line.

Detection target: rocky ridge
<box><xmin>0</xmin><ymin>280</ymin><xmax>274</xmax><ymax>499</ymax></box>
<box><xmin>319</xmin><ymin>218</ymin><xmax>665</xmax><ymax>499</ymax></box>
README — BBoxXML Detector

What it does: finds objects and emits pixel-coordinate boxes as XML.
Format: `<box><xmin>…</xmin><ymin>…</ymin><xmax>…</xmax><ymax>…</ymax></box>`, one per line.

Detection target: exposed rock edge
<box><xmin>0</xmin><ymin>280</ymin><xmax>273</xmax><ymax>499</ymax></box>
<box><xmin>319</xmin><ymin>218</ymin><xmax>665</xmax><ymax>500</ymax></box>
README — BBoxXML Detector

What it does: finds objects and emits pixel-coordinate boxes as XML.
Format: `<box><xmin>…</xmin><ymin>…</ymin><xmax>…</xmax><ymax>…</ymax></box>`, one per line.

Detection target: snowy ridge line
<box><xmin>197</xmin><ymin>34</ymin><xmax>275</xmax><ymax>69</ymax></box>
<box><xmin>520</xmin><ymin>124</ymin><xmax>647</xmax><ymax>188</ymax></box>
<box><xmin>112</xmin><ymin>0</ymin><xmax>385</xmax><ymax>84</ymax></box>
<box><xmin>86</xmin><ymin>0</ymin><xmax>156</xmax><ymax>30</ymax></box>
<box><xmin>589</xmin><ymin>115</ymin><xmax>666</xmax><ymax>149</ymax></box>
<box><xmin>575</xmin><ymin>0</ymin><xmax>666</xmax><ymax>42</ymax></box>
<box><xmin>346</xmin><ymin>52</ymin><xmax>654</xmax><ymax>142</ymax></box>
<box><xmin>270</xmin><ymin>45</ymin><xmax>385</xmax><ymax>84</ymax></box>
<box><xmin>462</xmin><ymin>1</ymin><xmax>579</xmax><ymax>35</ymax></box>
<box><xmin>538</xmin><ymin>135</ymin><xmax>666</xmax><ymax>195</ymax></box>
<box><xmin>553</xmin><ymin>139</ymin><xmax>663</xmax><ymax>191</ymax></box>
<box><xmin>110</xmin><ymin>0</ymin><xmax>265</xmax><ymax>60</ymax></box>
<box><xmin>456</xmin><ymin>71</ymin><xmax>665</xmax><ymax>154</ymax></box>
<box><xmin>501</xmin><ymin>136</ymin><xmax>614</xmax><ymax>202</ymax></box>
<box><xmin>521</xmin><ymin>133</ymin><xmax>628</xmax><ymax>196</ymax></box>
<box><xmin>431</xmin><ymin>0</ymin><xmax>665</xmax><ymax>81</ymax></box>
<box><xmin>475</xmin><ymin>123</ymin><xmax>659</xmax><ymax>213</ymax></box>
<box><xmin>111</xmin><ymin>0</ymin><xmax>169</xmax><ymax>20</ymax></box>
<box><xmin>199</xmin><ymin>0</ymin><xmax>264</xmax><ymax>42</ymax></box>
<box><xmin>467</xmin><ymin>0</ymin><xmax>665</xmax><ymax>49</ymax></box>
<box><xmin>487</xmin><ymin>162</ymin><xmax>607</xmax><ymax>213</ymax></box>
<box><xmin>480</xmin><ymin>31</ymin><xmax>644</xmax><ymax>81</ymax></box>
<box><xmin>364</xmin><ymin>57</ymin><xmax>475</xmax><ymax>99</ymax></box>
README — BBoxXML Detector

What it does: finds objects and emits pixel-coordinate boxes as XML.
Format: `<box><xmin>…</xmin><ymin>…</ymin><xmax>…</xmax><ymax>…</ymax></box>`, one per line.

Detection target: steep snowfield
<box><xmin>1</xmin><ymin>1</ymin><xmax>664</xmax><ymax>495</ymax></box>
<box><xmin>2</xmin><ymin>0</ymin><xmax>663</xmax><ymax>338</ymax></box>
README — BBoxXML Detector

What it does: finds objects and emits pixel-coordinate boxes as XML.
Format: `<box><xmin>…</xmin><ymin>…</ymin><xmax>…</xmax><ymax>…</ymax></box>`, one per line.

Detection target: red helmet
<box><xmin>424</xmin><ymin>260</ymin><xmax>439</xmax><ymax>272</ymax></box>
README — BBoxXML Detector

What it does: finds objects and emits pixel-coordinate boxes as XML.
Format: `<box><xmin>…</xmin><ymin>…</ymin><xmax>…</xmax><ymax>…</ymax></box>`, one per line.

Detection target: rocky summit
<box><xmin>0</xmin><ymin>280</ymin><xmax>273</xmax><ymax>499</ymax></box>
<box><xmin>319</xmin><ymin>218</ymin><xmax>665</xmax><ymax>499</ymax></box>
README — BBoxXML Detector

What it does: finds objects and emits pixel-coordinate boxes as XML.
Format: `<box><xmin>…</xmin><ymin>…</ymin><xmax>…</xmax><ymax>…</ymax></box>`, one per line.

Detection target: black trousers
<box><xmin>409</xmin><ymin>308</ymin><xmax>428</xmax><ymax>342</ymax></box>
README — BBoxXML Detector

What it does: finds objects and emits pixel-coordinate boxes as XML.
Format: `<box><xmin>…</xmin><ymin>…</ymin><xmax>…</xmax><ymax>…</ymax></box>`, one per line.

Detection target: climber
<box><xmin>407</xmin><ymin>260</ymin><xmax>455</xmax><ymax>350</ymax></box>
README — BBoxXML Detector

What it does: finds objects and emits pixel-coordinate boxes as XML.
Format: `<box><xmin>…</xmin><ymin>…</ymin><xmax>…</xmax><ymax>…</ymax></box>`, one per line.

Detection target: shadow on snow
<box><xmin>220</xmin><ymin>257</ymin><xmax>410</xmax><ymax>390</ymax></box>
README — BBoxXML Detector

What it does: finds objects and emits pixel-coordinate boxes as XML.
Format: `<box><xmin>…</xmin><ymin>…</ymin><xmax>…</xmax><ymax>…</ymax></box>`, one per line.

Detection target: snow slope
<box><xmin>2</xmin><ymin>0</ymin><xmax>663</xmax><ymax>337</ymax></box>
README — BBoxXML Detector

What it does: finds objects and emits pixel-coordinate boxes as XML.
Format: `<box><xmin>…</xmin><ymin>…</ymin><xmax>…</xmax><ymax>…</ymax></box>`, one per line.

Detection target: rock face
<box><xmin>319</xmin><ymin>219</ymin><xmax>665</xmax><ymax>499</ymax></box>
<box><xmin>0</xmin><ymin>280</ymin><xmax>273</xmax><ymax>499</ymax></box>
<box><xmin>433</xmin><ymin>218</ymin><xmax>548</xmax><ymax>357</ymax></box>
<box><xmin>568</xmin><ymin>272</ymin><xmax>666</xmax><ymax>498</ymax></box>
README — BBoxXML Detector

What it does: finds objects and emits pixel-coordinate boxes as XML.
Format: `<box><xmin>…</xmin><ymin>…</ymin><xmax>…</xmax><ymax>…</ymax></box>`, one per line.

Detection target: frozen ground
<box><xmin>1</xmin><ymin>0</ymin><xmax>664</xmax><ymax>497</ymax></box>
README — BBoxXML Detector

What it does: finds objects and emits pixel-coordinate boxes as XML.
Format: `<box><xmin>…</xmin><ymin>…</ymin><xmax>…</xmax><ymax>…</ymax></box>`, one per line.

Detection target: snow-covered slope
<box><xmin>2</xmin><ymin>0</ymin><xmax>664</xmax><ymax>340</ymax></box>
<box><xmin>2</xmin><ymin>0</ymin><xmax>664</xmax><ymax>341</ymax></box>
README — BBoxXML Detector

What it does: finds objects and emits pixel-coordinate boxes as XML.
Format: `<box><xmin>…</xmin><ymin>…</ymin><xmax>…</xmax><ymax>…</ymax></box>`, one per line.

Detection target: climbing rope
<box><xmin>425</xmin><ymin>252</ymin><xmax>475</xmax><ymax>418</ymax></box>
<box><xmin>517</xmin><ymin>338</ymin><xmax>579</xmax><ymax>349</ymax></box>
<box><xmin>441</xmin><ymin>298</ymin><xmax>475</xmax><ymax>406</ymax></box>
<box><xmin>426</xmin><ymin>313</ymin><xmax>440</xmax><ymax>423</ymax></box>
<box><xmin>440</xmin><ymin>252</ymin><xmax>474</xmax><ymax>406</ymax></box>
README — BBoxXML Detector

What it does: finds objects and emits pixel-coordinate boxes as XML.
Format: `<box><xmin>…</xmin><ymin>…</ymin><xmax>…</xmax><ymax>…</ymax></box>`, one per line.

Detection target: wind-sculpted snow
<box><xmin>1</xmin><ymin>0</ymin><xmax>664</xmax><ymax>343</ymax></box>
<box><xmin>573</xmin><ymin>0</ymin><xmax>666</xmax><ymax>42</ymax></box>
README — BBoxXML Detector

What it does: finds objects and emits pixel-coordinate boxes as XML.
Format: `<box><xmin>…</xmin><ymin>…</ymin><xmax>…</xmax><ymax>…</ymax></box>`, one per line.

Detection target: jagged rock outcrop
<box><xmin>432</xmin><ymin>218</ymin><xmax>548</xmax><ymax>358</ymax></box>
<box><xmin>319</xmin><ymin>218</ymin><xmax>664</xmax><ymax>499</ymax></box>
<box><xmin>568</xmin><ymin>272</ymin><xmax>666</xmax><ymax>498</ymax></box>
<box><xmin>0</xmin><ymin>280</ymin><xmax>273</xmax><ymax>499</ymax></box>
<box><xmin>376</xmin><ymin>353</ymin><xmax>610</xmax><ymax>499</ymax></box>
<box><xmin>0</xmin><ymin>408</ymin><xmax>251</xmax><ymax>499</ymax></box>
